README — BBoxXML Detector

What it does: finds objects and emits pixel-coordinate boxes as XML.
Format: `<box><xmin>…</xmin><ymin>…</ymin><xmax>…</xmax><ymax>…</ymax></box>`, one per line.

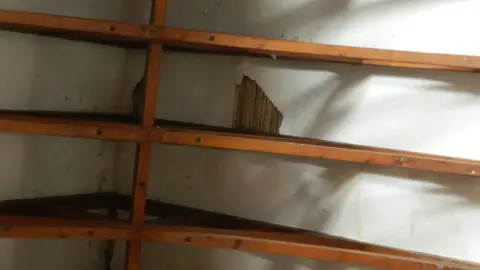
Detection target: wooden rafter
<box><xmin>0</xmin><ymin>9</ymin><xmax>153</xmax><ymax>47</ymax></box>
<box><xmin>0</xmin><ymin>1</ymin><xmax>478</xmax><ymax>269</ymax></box>
<box><xmin>0</xmin><ymin>112</ymin><xmax>146</xmax><ymax>141</ymax></box>
<box><xmin>125</xmin><ymin>1</ymin><xmax>166</xmax><ymax>270</ymax></box>
<box><xmin>160</xmin><ymin>28</ymin><xmax>480</xmax><ymax>72</ymax></box>
<box><xmin>1</xmin><ymin>9</ymin><xmax>480</xmax><ymax>72</ymax></box>
<box><xmin>153</xmin><ymin>123</ymin><xmax>480</xmax><ymax>176</ymax></box>
<box><xmin>141</xmin><ymin>226</ymin><xmax>476</xmax><ymax>270</ymax></box>
<box><xmin>0</xmin><ymin>216</ymin><xmax>130</xmax><ymax>240</ymax></box>
<box><xmin>0</xmin><ymin>193</ymin><xmax>476</xmax><ymax>269</ymax></box>
<box><xmin>0</xmin><ymin>111</ymin><xmax>478</xmax><ymax>177</ymax></box>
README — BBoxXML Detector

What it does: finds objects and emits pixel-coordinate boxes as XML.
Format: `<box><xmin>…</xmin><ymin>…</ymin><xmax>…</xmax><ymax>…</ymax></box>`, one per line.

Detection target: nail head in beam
<box><xmin>160</xmin><ymin>27</ymin><xmax>480</xmax><ymax>72</ymax></box>
<box><xmin>141</xmin><ymin>227</ymin><xmax>478</xmax><ymax>270</ymax></box>
<box><xmin>153</xmin><ymin>128</ymin><xmax>480</xmax><ymax>176</ymax></box>
<box><xmin>0</xmin><ymin>115</ymin><xmax>148</xmax><ymax>141</ymax></box>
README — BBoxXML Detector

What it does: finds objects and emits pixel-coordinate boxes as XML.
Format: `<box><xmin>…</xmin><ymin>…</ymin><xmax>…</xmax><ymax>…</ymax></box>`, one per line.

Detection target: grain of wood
<box><xmin>233</xmin><ymin>76</ymin><xmax>283</xmax><ymax>134</ymax></box>
<box><xmin>161</xmin><ymin>27</ymin><xmax>480</xmax><ymax>72</ymax></box>
<box><xmin>0</xmin><ymin>115</ymin><xmax>148</xmax><ymax>141</ymax></box>
<box><xmin>125</xmin><ymin>1</ymin><xmax>166</xmax><ymax>270</ymax></box>
<box><xmin>141</xmin><ymin>226</ymin><xmax>478</xmax><ymax>270</ymax></box>
<box><xmin>0</xmin><ymin>9</ymin><xmax>153</xmax><ymax>43</ymax></box>
<box><xmin>3</xmin><ymin>10</ymin><xmax>480</xmax><ymax>73</ymax></box>
<box><xmin>154</xmin><ymin>127</ymin><xmax>480</xmax><ymax>176</ymax></box>
<box><xmin>0</xmin><ymin>216</ymin><xmax>131</xmax><ymax>240</ymax></box>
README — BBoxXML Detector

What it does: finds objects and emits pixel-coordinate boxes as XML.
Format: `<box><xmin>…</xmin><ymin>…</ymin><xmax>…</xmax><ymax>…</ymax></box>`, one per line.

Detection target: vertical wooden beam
<box><xmin>125</xmin><ymin>1</ymin><xmax>166</xmax><ymax>270</ymax></box>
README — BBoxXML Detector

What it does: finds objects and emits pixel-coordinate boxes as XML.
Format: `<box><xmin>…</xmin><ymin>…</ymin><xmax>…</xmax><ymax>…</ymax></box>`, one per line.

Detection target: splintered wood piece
<box><xmin>161</xmin><ymin>27</ymin><xmax>480</xmax><ymax>72</ymax></box>
<box><xmin>239</xmin><ymin>80</ymin><xmax>248</xmax><ymax>128</ymax></box>
<box><xmin>264</xmin><ymin>97</ymin><xmax>273</xmax><ymax>133</ymax></box>
<box><xmin>252</xmin><ymin>84</ymin><xmax>262</xmax><ymax>131</ymax></box>
<box><xmin>233</xmin><ymin>76</ymin><xmax>282</xmax><ymax>134</ymax></box>
<box><xmin>153</xmin><ymin>126</ymin><xmax>480</xmax><ymax>176</ymax></box>
<box><xmin>232</xmin><ymin>84</ymin><xmax>241</xmax><ymax>127</ymax></box>
<box><xmin>0</xmin><ymin>9</ymin><xmax>153</xmax><ymax>46</ymax></box>
<box><xmin>141</xmin><ymin>226</ymin><xmax>478</xmax><ymax>270</ymax></box>
<box><xmin>245</xmin><ymin>78</ymin><xmax>255</xmax><ymax>129</ymax></box>
<box><xmin>0</xmin><ymin>216</ymin><xmax>131</xmax><ymax>240</ymax></box>
<box><xmin>0</xmin><ymin>114</ymin><xmax>147</xmax><ymax>141</ymax></box>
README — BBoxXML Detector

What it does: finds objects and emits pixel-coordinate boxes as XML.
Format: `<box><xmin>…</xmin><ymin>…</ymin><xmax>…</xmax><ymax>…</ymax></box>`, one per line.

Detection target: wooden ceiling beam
<box><xmin>0</xmin><ymin>111</ymin><xmax>478</xmax><ymax>177</ymax></box>
<box><xmin>141</xmin><ymin>226</ymin><xmax>478</xmax><ymax>270</ymax></box>
<box><xmin>153</xmin><ymin>126</ymin><xmax>480</xmax><ymax>176</ymax></box>
<box><xmin>0</xmin><ymin>113</ymin><xmax>147</xmax><ymax>141</ymax></box>
<box><xmin>125</xmin><ymin>1</ymin><xmax>166</xmax><ymax>269</ymax></box>
<box><xmin>0</xmin><ymin>216</ymin><xmax>131</xmax><ymax>240</ymax></box>
<box><xmin>1</xmin><ymin>9</ymin><xmax>480</xmax><ymax>72</ymax></box>
<box><xmin>112</xmin><ymin>195</ymin><xmax>477</xmax><ymax>270</ymax></box>
<box><xmin>160</xmin><ymin>27</ymin><xmax>480</xmax><ymax>72</ymax></box>
<box><xmin>0</xmin><ymin>9</ymin><xmax>154</xmax><ymax>47</ymax></box>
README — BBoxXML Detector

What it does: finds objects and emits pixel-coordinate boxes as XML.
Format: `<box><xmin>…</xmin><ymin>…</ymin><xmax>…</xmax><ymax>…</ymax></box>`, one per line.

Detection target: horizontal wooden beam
<box><xmin>153</xmin><ymin>126</ymin><xmax>480</xmax><ymax>176</ymax></box>
<box><xmin>8</xmin><ymin>193</ymin><xmax>474</xmax><ymax>269</ymax></box>
<box><xmin>141</xmin><ymin>226</ymin><xmax>477</xmax><ymax>270</ymax></box>
<box><xmin>0</xmin><ymin>9</ymin><xmax>156</xmax><ymax>46</ymax></box>
<box><xmin>161</xmin><ymin>27</ymin><xmax>480</xmax><ymax>72</ymax></box>
<box><xmin>0</xmin><ymin>113</ymin><xmax>147</xmax><ymax>141</ymax></box>
<box><xmin>1</xmin><ymin>9</ymin><xmax>479</xmax><ymax>72</ymax></box>
<box><xmin>0</xmin><ymin>216</ymin><xmax>131</xmax><ymax>240</ymax></box>
<box><xmin>0</xmin><ymin>111</ymin><xmax>478</xmax><ymax>177</ymax></box>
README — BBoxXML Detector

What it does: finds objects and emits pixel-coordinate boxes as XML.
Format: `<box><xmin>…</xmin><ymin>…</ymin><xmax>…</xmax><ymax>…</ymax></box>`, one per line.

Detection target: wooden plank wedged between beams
<box><xmin>0</xmin><ymin>9</ymin><xmax>155</xmax><ymax>46</ymax></box>
<box><xmin>160</xmin><ymin>27</ymin><xmax>480</xmax><ymax>72</ymax></box>
<box><xmin>141</xmin><ymin>226</ymin><xmax>478</xmax><ymax>270</ymax></box>
<box><xmin>152</xmin><ymin>126</ymin><xmax>480</xmax><ymax>176</ymax></box>
<box><xmin>0</xmin><ymin>216</ymin><xmax>131</xmax><ymax>240</ymax></box>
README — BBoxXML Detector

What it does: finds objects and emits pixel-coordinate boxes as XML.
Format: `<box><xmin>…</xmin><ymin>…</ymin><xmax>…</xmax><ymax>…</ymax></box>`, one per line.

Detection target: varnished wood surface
<box><xmin>1</xmin><ymin>3</ymin><xmax>480</xmax><ymax>269</ymax></box>
<box><xmin>125</xmin><ymin>1</ymin><xmax>166</xmax><ymax>270</ymax></box>
<box><xmin>0</xmin><ymin>113</ymin><xmax>147</xmax><ymax>141</ymax></box>
<box><xmin>0</xmin><ymin>193</ymin><xmax>477</xmax><ymax>269</ymax></box>
<box><xmin>1</xmin><ymin>8</ymin><xmax>480</xmax><ymax>72</ymax></box>
<box><xmin>153</xmin><ymin>126</ymin><xmax>480</xmax><ymax>176</ymax></box>
<box><xmin>161</xmin><ymin>27</ymin><xmax>480</xmax><ymax>72</ymax></box>
<box><xmin>0</xmin><ymin>216</ymin><xmax>131</xmax><ymax>240</ymax></box>
<box><xmin>0</xmin><ymin>9</ymin><xmax>155</xmax><ymax>47</ymax></box>
<box><xmin>141</xmin><ymin>226</ymin><xmax>477</xmax><ymax>270</ymax></box>
<box><xmin>0</xmin><ymin>111</ymin><xmax>479</xmax><ymax>177</ymax></box>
